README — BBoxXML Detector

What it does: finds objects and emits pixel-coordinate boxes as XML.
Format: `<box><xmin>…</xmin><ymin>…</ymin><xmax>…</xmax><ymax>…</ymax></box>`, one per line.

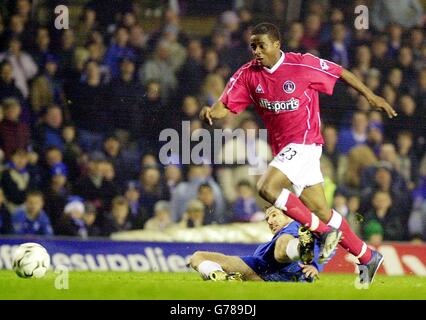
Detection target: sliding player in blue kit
<box><xmin>189</xmin><ymin>206</ymin><xmax>332</xmax><ymax>282</ymax></box>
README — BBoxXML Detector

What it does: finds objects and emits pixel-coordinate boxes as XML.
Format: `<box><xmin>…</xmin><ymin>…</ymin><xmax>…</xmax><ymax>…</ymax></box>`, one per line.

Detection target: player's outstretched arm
<box><xmin>340</xmin><ymin>69</ymin><xmax>398</xmax><ymax>118</ymax></box>
<box><xmin>199</xmin><ymin>101</ymin><xmax>229</xmax><ymax>125</ymax></box>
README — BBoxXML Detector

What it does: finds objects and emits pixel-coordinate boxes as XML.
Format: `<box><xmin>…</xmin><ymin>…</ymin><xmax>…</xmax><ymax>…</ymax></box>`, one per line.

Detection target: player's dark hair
<box><xmin>251</xmin><ymin>23</ymin><xmax>281</xmax><ymax>42</ymax></box>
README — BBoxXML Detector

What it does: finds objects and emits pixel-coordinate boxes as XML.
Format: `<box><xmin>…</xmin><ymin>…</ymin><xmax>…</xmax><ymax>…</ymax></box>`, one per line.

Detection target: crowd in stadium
<box><xmin>0</xmin><ymin>0</ymin><xmax>424</xmax><ymax>244</ymax></box>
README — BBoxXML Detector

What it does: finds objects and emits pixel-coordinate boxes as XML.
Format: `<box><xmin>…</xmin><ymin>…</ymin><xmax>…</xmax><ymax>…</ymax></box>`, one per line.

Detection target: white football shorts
<box><xmin>269</xmin><ymin>143</ymin><xmax>323</xmax><ymax>197</ymax></box>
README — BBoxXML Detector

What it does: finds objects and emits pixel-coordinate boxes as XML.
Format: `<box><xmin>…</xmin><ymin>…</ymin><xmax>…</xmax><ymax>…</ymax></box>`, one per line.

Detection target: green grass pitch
<box><xmin>1</xmin><ymin>270</ymin><xmax>425</xmax><ymax>300</ymax></box>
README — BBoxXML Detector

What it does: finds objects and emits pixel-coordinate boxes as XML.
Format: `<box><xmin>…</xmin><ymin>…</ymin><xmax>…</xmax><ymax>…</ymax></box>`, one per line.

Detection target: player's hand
<box><xmin>199</xmin><ymin>106</ymin><xmax>213</xmax><ymax>125</ymax></box>
<box><xmin>367</xmin><ymin>94</ymin><xmax>398</xmax><ymax>119</ymax></box>
<box><xmin>299</xmin><ymin>263</ymin><xmax>319</xmax><ymax>280</ymax></box>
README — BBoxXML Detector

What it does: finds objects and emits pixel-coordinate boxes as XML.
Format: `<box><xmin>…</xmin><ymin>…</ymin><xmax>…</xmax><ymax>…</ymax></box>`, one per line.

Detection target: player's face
<box><xmin>250</xmin><ymin>34</ymin><xmax>281</xmax><ymax>68</ymax></box>
<box><xmin>265</xmin><ymin>207</ymin><xmax>290</xmax><ymax>234</ymax></box>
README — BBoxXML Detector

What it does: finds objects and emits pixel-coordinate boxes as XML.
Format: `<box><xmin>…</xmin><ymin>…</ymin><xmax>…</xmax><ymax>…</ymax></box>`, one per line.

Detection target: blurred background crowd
<box><xmin>0</xmin><ymin>0</ymin><xmax>424</xmax><ymax>245</ymax></box>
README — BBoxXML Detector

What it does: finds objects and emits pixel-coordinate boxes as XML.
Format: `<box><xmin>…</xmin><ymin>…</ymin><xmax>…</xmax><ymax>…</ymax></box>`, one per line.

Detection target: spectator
<box><xmin>370</xmin><ymin>35</ymin><xmax>393</xmax><ymax>74</ymax></box>
<box><xmin>101</xmin><ymin>196</ymin><xmax>132</xmax><ymax>236</ymax></box>
<box><xmin>43</xmin><ymin>146</ymin><xmax>68</xmax><ymax>186</ymax></box>
<box><xmin>138</xmin><ymin>166</ymin><xmax>168</xmax><ymax>216</ymax></box>
<box><xmin>139</xmin><ymin>40</ymin><xmax>178</xmax><ymax>105</ymax></box>
<box><xmin>129</xmin><ymin>24</ymin><xmax>147</xmax><ymax>67</ymax></box>
<box><xmin>283</xmin><ymin>22</ymin><xmax>305</xmax><ymax>52</ymax></box>
<box><xmin>62</xmin><ymin>124</ymin><xmax>83</xmax><ymax>182</ymax></box>
<box><xmin>83</xmin><ymin>201</ymin><xmax>101</xmax><ymax>237</ymax></box>
<box><xmin>177</xmin><ymin>39</ymin><xmax>204</xmax><ymax>98</ymax></box>
<box><xmin>30</xmin><ymin>56</ymin><xmax>64</xmax><ymax>114</ymax></box>
<box><xmin>74</xmin><ymin>159</ymin><xmax>114</xmax><ymax>218</ymax></box>
<box><xmin>387</xmin><ymin>24</ymin><xmax>404</xmax><ymax>59</ymax></box>
<box><xmin>341</xmin><ymin>145</ymin><xmax>377</xmax><ymax>191</ymax></box>
<box><xmin>364</xmin><ymin>190</ymin><xmax>405</xmax><ymax>241</ymax></box>
<box><xmin>30</xmin><ymin>27</ymin><xmax>54</xmax><ymax>70</ymax></box>
<box><xmin>1</xmin><ymin>148</ymin><xmax>34</xmax><ymax>211</ymax></box>
<box><xmin>397</xmin><ymin>46</ymin><xmax>417</xmax><ymax>88</ymax></box>
<box><xmin>139</xmin><ymin>80</ymin><xmax>167</xmax><ymax>153</ymax></box>
<box><xmin>103</xmin><ymin>27</ymin><xmax>136</xmax><ymax>78</ymax></box>
<box><xmin>337</xmin><ymin>111</ymin><xmax>368</xmax><ymax>154</ymax></box>
<box><xmin>363</xmin><ymin>219</ymin><xmax>384</xmax><ymax>246</ymax></box>
<box><xmin>74</xmin><ymin>7</ymin><xmax>98</xmax><ymax>48</ymax></box>
<box><xmin>141</xmin><ymin>153</ymin><xmax>159</xmax><ymax>169</ymax></box>
<box><xmin>124</xmin><ymin>181</ymin><xmax>148</xmax><ymax>229</ymax></box>
<box><xmin>361</xmin><ymin>161</ymin><xmax>411</xmax><ymax>217</ymax></box>
<box><xmin>56</xmin><ymin>198</ymin><xmax>88</xmax><ymax>238</ymax></box>
<box><xmin>0</xmin><ymin>188</ymin><xmax>12</xmax><ymax>234</ymax></box>
<box><xmin>12</xmin><ymin>191</ymin><xmax>53</xmax><ymax>236</ymax></box>
<box><xmin>371</xmin><ymin>0</ymin><xmax>424</xmax><ymax>32</ymax></box>
<box><xmin>33</xmin><ymin>105</ymin><xmax>64</xmax><ymax>152</ymax></box>
<box><xmin>43</xmin><ymin>169</ymin><xmax>69</xmax><ymax>231</ymax></box>
<box><xmin>98</xmin><ymin>159</ymin><xmax>120</xmax><ymax>203</ymax></box>
<box><xmin>301</xmin><ymin>14</ymin><xmax>322</xmax><ymax>51</ymax></box>
<box><xmin>144</xmin><ymin>200</ymin><xmax>173</xmax><ymax>231</ymax></box>
<box><xmin>232</xmin><ymin>180</ymin><xmax>263</xmax><ymax>223</ymax></box>
<box><xmin>396</xmin><ymin>131</ymin><xmax>419</xmax><ymax>189</ymax></box>
<box><xmin>0</xmin><ymin>14</ymin><xmax>29</xmax><ymax>51</ymax></box>
<box><xmin>320</xmin><ymin>23</ymin><xmax>349</xmax><ymax>68</ymax></box>
<box><xmin>55</xmin><ymin>29</ymin><xmax>76</xmax><ymax>79</ymax></box>
<box><xmin>366</xmin><ymin>120</ymin><xmax>384</xmax><ymax>155</ymax></box>
<box><xmin>179</xmin><ymin>199</ymin><xmax>205</xmax><ymax>228</ymax></box>
<box><xmin>387</xmin><ymin>95</ymin><xmax>423</xmax><ymax>142</ymax></box>
<box><xmin>353</xmin><ymin>45</ymin><xmax>372</xmax><ymax>75</ymax></box>
<box><xmin>164</xmin><ymin>164</ymin><xmax>182</xmax><ymax>196</ymax></box>
<box><xmin>90</xmin><ymin>135</ymin><xmax>138</xmax><ymax>189</ymax></box>
<box><xmin>171</xmin><ymin>163</ymin><xmax>225</xmax><ymax>222</ymax></box>
<box><xmin>159</xmin><ymin>24</ymin><xmax>187</xmax><ymax>73</ymax></box>
<box><xmin>216</xmin><ymin>116</ymin><xmax>271</xmax><ymax>203</ymax></box>
<box><xmin>197</xmin><ymin>183</ymin><xmax>228</xmax><ymax>224</ymax></box>
<box><xmin>108</xmin><ymin>57</ymin><xmax>144</xmax><ymax>136</ymax></box>
<box><xmin>0</xmin><ymin>97</ymin><xmax>30</xmax><ymax>159</ymax></box>
<box><xmin>0</xmin><ymin>60</ymin><xmax>24</xmax><ymax>103</ymax></box>
<box><xmin>199</xmin><ymin>73</ymin><xmax>225</xmax><ymax>107</ymax></box>
<box><xmin>68</xmin><ymin>60</ymin><xmax>109</xmax><ymax>150</ymax></box>
<box><xmin>0</xmin><ymin>36</ymin><xmax>37</xmax><ymax>98</ymax></box>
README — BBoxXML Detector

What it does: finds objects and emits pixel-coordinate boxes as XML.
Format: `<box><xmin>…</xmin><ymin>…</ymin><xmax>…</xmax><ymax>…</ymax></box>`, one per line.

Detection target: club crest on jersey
<box><xmin>283</xmin><ymin>80</ymin><xmax>296</xmax><ymax>93</ymax></box>
<box><xmin>256</xmin><ymin>84</ymin><xmax>264</xmax><ymax>93</ymax></box>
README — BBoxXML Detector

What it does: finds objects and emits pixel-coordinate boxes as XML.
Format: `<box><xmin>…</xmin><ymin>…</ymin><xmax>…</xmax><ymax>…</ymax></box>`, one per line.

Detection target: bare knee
<box><xmin>257</xmin><ymin>180</ymin><xmax>280</xmax><ymax>204</ymax></box>
<box><xmin>189</xmin><ymin>251</ymin><xmax>209</xmax><ymax>268</ymax></box>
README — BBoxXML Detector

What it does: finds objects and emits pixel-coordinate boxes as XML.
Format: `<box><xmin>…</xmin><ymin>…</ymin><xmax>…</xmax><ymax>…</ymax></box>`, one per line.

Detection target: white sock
<box><xmin>285</xmin><ymin>238</ymin><xmax>300</xmax><ymax>261</ymax></box>
<box><xmin>274</xmin><ymin>189</ymin><xmax>290</xmax><ymax>210</ymax></box>
<box><xmin>328</xmin><ymin>209</ymin><xmax>343</xmax><ymax>229</ymax></box>
<box><xmin>198</xmin><ymin>260</ymin><xmax>223</xmax><ymax>280</ymax></box>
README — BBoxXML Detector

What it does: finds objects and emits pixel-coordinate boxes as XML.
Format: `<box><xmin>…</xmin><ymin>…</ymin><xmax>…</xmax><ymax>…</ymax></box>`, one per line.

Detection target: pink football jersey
<box><xmin>220</xmin><ymin>52</ymin><xmax>343</xmax><ymax>156</ymax></box>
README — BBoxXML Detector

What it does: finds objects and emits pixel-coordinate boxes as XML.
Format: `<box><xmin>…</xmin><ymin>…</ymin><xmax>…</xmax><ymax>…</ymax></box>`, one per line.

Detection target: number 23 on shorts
<box><xmin>279</xmin><ymin>146</ymin><xmax>298</xmax><ymax>161</ymax></box>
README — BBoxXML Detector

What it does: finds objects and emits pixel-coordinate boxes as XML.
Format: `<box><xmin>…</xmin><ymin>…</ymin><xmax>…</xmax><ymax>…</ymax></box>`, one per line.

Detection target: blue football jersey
<box><xmin>241</xmin><ymin>221</ymin><xmax>325</xmax><ymax>282</ymax></box>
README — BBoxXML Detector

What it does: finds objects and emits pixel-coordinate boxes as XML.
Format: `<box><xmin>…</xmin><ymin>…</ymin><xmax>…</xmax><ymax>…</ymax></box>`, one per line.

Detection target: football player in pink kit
<box><xmin>200</xmin><ymin>23</ymin><xmax>397</xmax><ymax>286</ymax></box>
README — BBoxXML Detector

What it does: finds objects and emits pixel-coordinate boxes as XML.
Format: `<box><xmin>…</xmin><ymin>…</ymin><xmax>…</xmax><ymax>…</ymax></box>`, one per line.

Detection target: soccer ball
<box><xmin>12</xmin><ymin>243</ymin><xmax>50</xmax><ymax>278</ymax></box>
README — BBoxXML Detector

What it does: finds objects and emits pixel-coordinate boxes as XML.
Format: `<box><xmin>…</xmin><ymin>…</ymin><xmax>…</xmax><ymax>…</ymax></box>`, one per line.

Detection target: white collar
<box><xmin>263</xmin><ymin>51</ymin><xmax>285</xmax><ymax>74</ymax></box>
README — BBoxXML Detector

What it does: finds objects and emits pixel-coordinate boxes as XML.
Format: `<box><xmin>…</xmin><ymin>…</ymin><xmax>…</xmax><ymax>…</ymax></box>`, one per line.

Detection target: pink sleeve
<box><xmin>219</xmin><ymin>65</ymin><xmax>252</xmax><ymax>114</ymax></box>
<box><xmin>302</xmin><ymin>54</ymin><xmax>343</xmax><ymax>95</ymax></box>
